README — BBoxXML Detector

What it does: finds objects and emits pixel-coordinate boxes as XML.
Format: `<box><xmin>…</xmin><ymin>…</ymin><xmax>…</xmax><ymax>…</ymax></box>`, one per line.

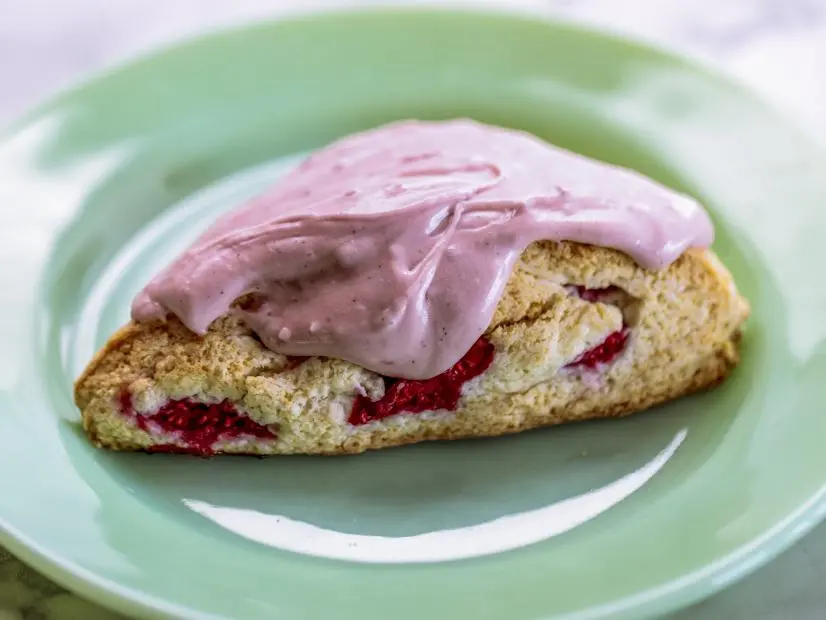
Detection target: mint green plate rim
<box><xmin>1</xmin><ymin>5</ymin><xmax>826</xmax><ymax>620</ymax></box>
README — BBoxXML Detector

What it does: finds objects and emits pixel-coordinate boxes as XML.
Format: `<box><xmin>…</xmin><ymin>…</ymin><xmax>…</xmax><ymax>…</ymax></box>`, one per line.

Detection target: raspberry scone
<box><xmin>75</xmin><ymin>119</ymin><xmax>749</xmax><ymax>456</ymax></box>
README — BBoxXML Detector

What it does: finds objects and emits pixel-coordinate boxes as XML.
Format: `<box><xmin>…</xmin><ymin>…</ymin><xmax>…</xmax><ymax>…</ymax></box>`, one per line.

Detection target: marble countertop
<box><xmin>1</xmin><ymin>1</ymin><xmax>825</xmax><ymax>618</ymax></box>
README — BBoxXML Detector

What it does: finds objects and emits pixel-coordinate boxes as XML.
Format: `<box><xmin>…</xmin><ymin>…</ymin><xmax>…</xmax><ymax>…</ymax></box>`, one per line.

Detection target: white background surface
<box><xmin>1</xmin><ymin>1</ymin><xmax>825</xmax><ymax>618</ymax></box>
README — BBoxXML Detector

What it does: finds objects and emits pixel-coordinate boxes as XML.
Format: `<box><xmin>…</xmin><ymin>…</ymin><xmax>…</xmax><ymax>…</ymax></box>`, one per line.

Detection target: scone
<box><xmin>75</xmin><ymin>241</ymin><xmax>747</xmax><ymax>455</ymax></box>
<box><xmin>74</xmin><ymin>119</ymin><xmax>749</xmax><ymax>456</ymax></box>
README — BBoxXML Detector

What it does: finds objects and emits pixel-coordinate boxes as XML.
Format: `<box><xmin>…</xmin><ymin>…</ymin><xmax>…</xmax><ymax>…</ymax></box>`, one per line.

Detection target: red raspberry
<box><xmin>120</xmin><ymin>392</ymin><xmax>276</xmax><ymax>456</ymax></box>
<box><xmin>349</xmin><ymin>337</ymin><xmax>495</xmax><ymax>426</ymax></box>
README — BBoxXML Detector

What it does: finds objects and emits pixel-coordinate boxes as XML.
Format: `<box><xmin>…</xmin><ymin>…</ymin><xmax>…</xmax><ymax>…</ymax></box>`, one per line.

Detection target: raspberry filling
<box><xmin>120</xmin><ymin>392</ymin><xmax>276</xmax><ymax>456</ymax></box>
<box><xmin>566</xmin><ymin>285</ymin><xmax>630</xmax><ymax>370</ymax></box>
<box><xmin>348</xmin><ymin>337</ymin><xmax>495</xmax><ymax>426</ymax></box>
<box><xmin>573</xmin><ymin>285</ymin><xmax>623</xmax><ymax>303</ymax></box>
<box><xmin>564</xmin><ymin>329</ymin><xmax>629</xmax><ymax>370</ymax></box>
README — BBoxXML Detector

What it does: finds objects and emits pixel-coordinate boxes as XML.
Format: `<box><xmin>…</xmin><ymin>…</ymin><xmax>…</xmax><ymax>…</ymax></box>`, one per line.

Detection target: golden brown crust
<box><xmin>75</xmin><ymin>241</ymin><xmax>749</xmax><ymax>455</ymax></box>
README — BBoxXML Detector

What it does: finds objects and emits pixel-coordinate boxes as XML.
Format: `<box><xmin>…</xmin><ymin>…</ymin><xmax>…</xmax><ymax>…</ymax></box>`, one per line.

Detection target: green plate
<box><xmin>2</xmin><ymin>6</ymin><xmax>825</xmax><ymax>620</ymax></box>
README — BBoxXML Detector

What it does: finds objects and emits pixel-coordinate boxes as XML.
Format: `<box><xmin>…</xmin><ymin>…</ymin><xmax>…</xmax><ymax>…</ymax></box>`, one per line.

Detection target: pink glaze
<box><xmin>133</xmin><ymin>120</ymin><xmax>712</xmax><ymax>379</ymax></box>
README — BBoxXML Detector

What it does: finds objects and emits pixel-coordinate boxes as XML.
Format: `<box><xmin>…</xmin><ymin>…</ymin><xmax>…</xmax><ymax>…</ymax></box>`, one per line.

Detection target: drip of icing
<box><xmin>132</xmin><ymin>119</ymin><xmax>712</xmax><ymax>379</ymax></box>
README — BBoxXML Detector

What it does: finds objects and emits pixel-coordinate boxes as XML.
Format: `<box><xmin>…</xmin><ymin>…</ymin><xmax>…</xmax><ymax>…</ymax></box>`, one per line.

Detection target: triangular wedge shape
<box><xmin>75</xmin><ymin>241</ymin><xmax>748</xmax><ymax>456</ymax></box>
